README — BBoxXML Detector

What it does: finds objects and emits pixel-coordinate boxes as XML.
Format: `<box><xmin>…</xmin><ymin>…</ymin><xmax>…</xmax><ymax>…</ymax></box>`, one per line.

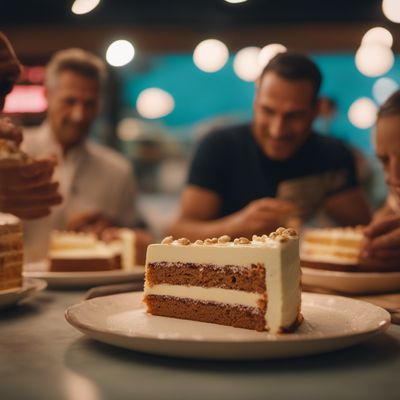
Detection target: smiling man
<box><xmin>21</xmin><ymin>48</ymin><xmax>152</xmax><ymax>262</ymax></box>
<box><xmin>168</xmin><ymin>52</ymin><xmax>371</xmax><ymax>240</ymax></box>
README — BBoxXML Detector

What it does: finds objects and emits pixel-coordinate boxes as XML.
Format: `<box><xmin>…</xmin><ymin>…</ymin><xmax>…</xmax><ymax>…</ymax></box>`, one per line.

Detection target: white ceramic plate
<box><xmin>65</xmin><ymin>292</ymin><xmax>390</xmax><ymax>360</ymax></box>
<box><xmin>302</xmin><ymin>267</ymin><xmax>400</xmax><ymax>294</ymax></box>
<box><xmin>24</xmin><ymin>261</ymin><xmax>144</xmax><ymax>288</ymax></box>
<box><xmin>0</xmin><ymin>278</ymin><xmax>47</xmax><ymax>310</ymax></box>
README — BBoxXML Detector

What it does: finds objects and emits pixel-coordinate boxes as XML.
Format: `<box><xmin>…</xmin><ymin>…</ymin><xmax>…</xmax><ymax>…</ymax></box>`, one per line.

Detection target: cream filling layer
<box><xmin>144</xmin><ymin>284</ymin><xmax>262</xmax><ymax>308</ymax></box>
<box><xmin>50</xmin><ymin>244</ymin><xmax>120</xmax><ymax>259</ymax></box>
<box><xmin>301</xmin><ymin>242</ymin><xmax>359</xmax><ymax>264</ymax></box>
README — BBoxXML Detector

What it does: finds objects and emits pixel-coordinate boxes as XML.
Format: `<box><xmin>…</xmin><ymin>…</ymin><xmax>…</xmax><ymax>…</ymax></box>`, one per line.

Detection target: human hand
<box><xmin>359</xmin><ymin>215</ymin><xmax>400</xmax><ymax>269</ymax></box>
<box><xmin>66</xmin><ymin>211</ymin><xmax>113</xmax><ymax>236</ymax></box>
<box><xmin>132</xmin><ymin>229</ymin><xmax>154</xmax><ymax>266</ymax></box>
<box><xmin>99</xmin><ymin>227</ymin><xmax>153</xmax><ymax>266</ymax></box>
<box><xmin>0</xmin><ymin>117</ymin><xmax>23</xmax><ymax>144</ymax></box>
<box><xmin>228</xmin><ymin>197</ymin><xmax>300</xmax><ymax>237</ymax></box>
<box><xmin>0</xmin><ymin>158</ymin><xmax>62</xmax><ymax>219</ymax></box>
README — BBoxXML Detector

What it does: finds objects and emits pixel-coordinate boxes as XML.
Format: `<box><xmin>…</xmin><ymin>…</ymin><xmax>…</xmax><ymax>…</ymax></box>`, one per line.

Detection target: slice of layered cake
<box><xmin>0</xmin><ymin>213</ymin><xmax>23</xmax><ymax>290</ymax></box>
<box><xmin>144</xmin><ymin>228</ymin><xmax>302</xmax><ymax>333</ymax></box>
<box><xmin>301</xmin><ymin>227</ymin><xmax>364</xmax><ymax>271</ymax></box>
<box><xmin>49</xmin><ymin>229</ymin><xmax>137</xmax><ymax>272</ymax></box>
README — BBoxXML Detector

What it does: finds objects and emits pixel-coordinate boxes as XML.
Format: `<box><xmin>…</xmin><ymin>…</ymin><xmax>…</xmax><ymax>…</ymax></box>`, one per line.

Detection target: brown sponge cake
<box><xmin>49</xmin><ymin>230</ymin><xmax>136</xmax><ymax>272</ymax></box>
<box><xmin>144</xmin><ymin>229</ymin><xmax>302</xmax><ymax>333</ymax></box>
<box><xmin>300</xmin><ymin>227</ymin><xmax>400</xmax><ymax>272</ymax></box>
<box><xmin>0</xmin><ymin>213</ymin><xmax>23</xmax><ymax>290</ymax></box>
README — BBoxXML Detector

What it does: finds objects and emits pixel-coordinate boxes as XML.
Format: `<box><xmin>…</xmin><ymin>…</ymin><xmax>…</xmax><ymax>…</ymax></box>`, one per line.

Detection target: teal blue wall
<box><xmin>119</xmin><ymin>53</ymin><xmax>400</xmax><ymax>155</ymax></box>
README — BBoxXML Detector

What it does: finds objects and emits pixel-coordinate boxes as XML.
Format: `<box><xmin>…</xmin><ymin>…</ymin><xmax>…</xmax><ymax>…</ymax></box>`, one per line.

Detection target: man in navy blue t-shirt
<box><xmin>169</xmin><ymin>52</ymin><xmax>371</xmax><ymax>240</ymax></box>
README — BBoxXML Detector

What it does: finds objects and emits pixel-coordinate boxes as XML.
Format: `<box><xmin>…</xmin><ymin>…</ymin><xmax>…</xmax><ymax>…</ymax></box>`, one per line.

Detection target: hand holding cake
<box><xmin>0</xmin><ymin>139</ymin><xmax>62</xmax><ymax>219</ymax></box>
<box><xmin>359</xmin><ymin>215</ymin><xmax>400</xmax><ymax>269</ymax></box>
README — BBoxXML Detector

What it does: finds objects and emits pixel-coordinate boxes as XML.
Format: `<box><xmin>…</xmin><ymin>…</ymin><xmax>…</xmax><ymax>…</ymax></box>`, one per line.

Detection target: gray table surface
<box><xmin>0</xmin><ymin>288</ymin><xmax>399</xmax><ymax>400</ymax></box>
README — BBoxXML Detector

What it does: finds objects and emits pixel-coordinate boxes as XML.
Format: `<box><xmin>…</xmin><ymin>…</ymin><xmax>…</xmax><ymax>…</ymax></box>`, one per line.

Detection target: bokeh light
<box><xmin>106</xmin><ymin>40</ymin><xmax>135</xmax><ymax>67</ymax></box>
<box><xmin>233</xmin><ymin>47</ymin><xmax>261</xmax><ymax>81</ymax></box>
<box><xmin>355</xmin><ymin>44</ymin><xmax>394</xmax><ymax>77</ymax></box>
<box><xmin>372</xmin><ymin>77</ymin><xmax>399</xmax><ymax>104</ymax></box>
<box><xmin>71</xmin><ymin>0</ymin><xmax>100</xmax><ymax>15</ymax></box>
<box><xmin>258</xmin><ymin>44</ymin><xmax>287</xmax><ymax>70</ymax></box>
<box><xmin>348</xmin><ymin>97</ymin><xmax>377</xmax><ymax>129</ymax></box>
<box><xmin>361</xmin><ymin>27</ymin><xmax>393</xmax><ymax>48</ymax></box>
<box><xmin>382</xmin><ymin>0</ymin><xmax>400</xmax><ymax>23</ymax></box>
<box><xmin>193</xmin><ymin>39</ymin><xmax>229</xmax><ymax>73</ymax></box>
<box><xmin>136</xmin><ymin>88</ymin><xmax>175</xmax><ymax>119</ymax></box>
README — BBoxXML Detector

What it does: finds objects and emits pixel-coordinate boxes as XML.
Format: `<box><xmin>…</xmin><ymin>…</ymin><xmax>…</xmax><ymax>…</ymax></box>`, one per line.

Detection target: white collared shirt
<box><xmin>21</xmin><ymin>121</ymin><xmax>138</xmax><ymax>261</ymax></box>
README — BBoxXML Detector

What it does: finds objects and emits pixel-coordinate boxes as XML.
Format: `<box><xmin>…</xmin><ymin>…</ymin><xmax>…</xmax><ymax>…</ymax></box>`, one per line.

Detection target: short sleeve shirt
<box><xmin>188</xmin><ymin>123</ymin><xmax>359</xmax><ymax>219</ymax></box>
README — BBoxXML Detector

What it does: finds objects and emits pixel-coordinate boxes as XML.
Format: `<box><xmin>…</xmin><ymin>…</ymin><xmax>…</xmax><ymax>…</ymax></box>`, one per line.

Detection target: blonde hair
<box><xmin>45</xmin><ymin>48</ymin><xmax>106</xmax><ymax>90</ymax></box>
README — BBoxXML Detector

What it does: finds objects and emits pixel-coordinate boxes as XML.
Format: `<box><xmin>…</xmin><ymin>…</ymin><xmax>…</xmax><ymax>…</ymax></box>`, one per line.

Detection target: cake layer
<box><xmin>146</xmin><ymin>262</ymin><xmax>265</xmax><ymax>293</ymax></box>
<box><xmin>301</xmin><ymin>259</ymin><xmax>400</xmax><ymax>273</ymax></box>
<box><xmin>0</xmin><ymin>263</ymin><xmax>22</xmax><ymax>290</ymax></box>
<box><xmin>50</xmin><ymin>254</ymin><xmax>121</xmax><ymax>272</ymax></box>
<box><xmin>0</xmin><ymin>232</ymin><xmax>23</xmax><ymax>252</ymax></box>
<box><xmin>49</xmin><ymin>230</ymin><xmax>136</xmax><ymax>271</ymax></box>
<box><xmin>144</xmin><ymin>229</ymin><xmax>302</xmax><ymax>333</ymax></box>
<box><xmin>145</xmin><ymin>284</ymin><xmax>265</xmax><ymax>308</ymax></box>
<box><xmin>301</xmin><ymin>227</ymin><xmax>365</xmax><ymax>268</ymax></box>
<box><xmin>0</xmin><ymin>251</ymin><xmax>23</xmax><ymax>267</ymax></box>
<box><xmin>145</xmin><ymin>295</ymin><xmax>266</xmax><ymax>331</ymax></box>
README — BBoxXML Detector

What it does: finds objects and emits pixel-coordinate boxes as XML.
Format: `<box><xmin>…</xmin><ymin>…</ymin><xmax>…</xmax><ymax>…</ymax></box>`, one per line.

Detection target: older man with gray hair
<box><xmin>22</xmin><ymin>48</ymin><xmax>152</xmax><ymax>263</ymax></box>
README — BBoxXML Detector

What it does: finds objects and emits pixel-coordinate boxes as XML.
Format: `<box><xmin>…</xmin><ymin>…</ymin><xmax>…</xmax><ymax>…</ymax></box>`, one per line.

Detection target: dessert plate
<box><xmin>24</xmin><ymin>261</ymin><xmax>144</xmax><ymax>288</ymax></box>
<box><xmin>302</xmin><ymin>267</ymin><xmax>400</xmax><ymax>294</ymax></box>
<box><xmin>65</xmin><ymin>292</ymin><xmax>390</xmax><ymax>360</ymax></box>
<box><xmin>0</xmin><ymin>278</ymin><xmax>47</xmax><ymax>310</ymax></box>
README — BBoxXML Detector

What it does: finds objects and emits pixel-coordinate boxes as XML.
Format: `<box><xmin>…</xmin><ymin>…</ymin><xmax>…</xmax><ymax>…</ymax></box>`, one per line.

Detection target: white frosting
<box><xmin>145</xmin><ymin>233</ymin><xmax>301</xmax><ymax>333</ymax></box>
<box><xmin>0</xmin><ymin>213</ymin><xmax>21</xmax><ymax>227</ymax></box>
<box><xmin>144</xmin><ymin>284</ymin><xmax>261</xmax><ymax>308</ymax></box>
<box><xmin>49</xmin><ymin>230</ymin><xmax>135</xmax><ymax>268</ymax></box>
<box><xmin>49</xmin><ymin>243</ymin><xmax>120</xmax><ymax>259</ymax></box>
<box><xmin>301</xmin><ymin>228</ymin><xmax>362</xmax><ymax>264</ymax></box>
<box><xmin>303</xmin><ymin>228</ymin><xmax>364</xmax><ymax>242</ymax></box>
<box><xmin>301</xmin><ymin>242</ymin><xmax>359</xmax><ymax>263</ymax></box>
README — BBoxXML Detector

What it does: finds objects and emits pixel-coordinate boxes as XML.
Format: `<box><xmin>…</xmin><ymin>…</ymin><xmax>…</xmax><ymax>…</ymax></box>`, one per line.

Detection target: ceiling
<box><xmin>0</xmin><ymin>0</ymin><xmax>392</xmax><ymax>27</ymax></box>
<box><xmin>3</xmin><ymin>0</ymin><xmax>400</xmax><ymax>59</ymax></box>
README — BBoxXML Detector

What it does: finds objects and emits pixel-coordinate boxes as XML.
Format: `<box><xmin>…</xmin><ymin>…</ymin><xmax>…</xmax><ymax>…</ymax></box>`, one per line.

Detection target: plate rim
<box><xmin>302</xmin><ymin>267</ymin><xmax>400</xmax><ymax>279</ymax></box>
<box><xmin>65</xmin><ymin>291</ymin><xmax>391</xmax><ymax>345</ymax></box>
<box><xmin>23</xmin><ymin>267</ymin><xmax>144</xmax><ymax>280</ymax></box>
<box><xmin>0</xmin><ymin>277</ymin><xmax>47</xmax><ymax>308</ymax></box>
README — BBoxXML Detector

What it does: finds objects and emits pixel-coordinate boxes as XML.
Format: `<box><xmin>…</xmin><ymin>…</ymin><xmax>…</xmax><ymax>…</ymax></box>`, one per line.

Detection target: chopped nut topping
<box><xmin>276</xmin><ymin>227</ymin><xmax>286</xmax><ymax>234</ymax></box>
<box><xmin>161</xmin><ymin>236</ymin><xmax>174</xmax><ymax>244</ymax></box>
<box><xmin>261</xmin><ymin>234</ymin><xmax>269</xmax><ymax>241</ymax></box>
<box><xmin>234</xmin><ymin>237</ymin><xmax>250</xmax><ymax>245</ymax></box>
<box><xmin>284</xmin><ymin>228</ymin><xmax>297</xmax><ymax>237</ymax></box>
<box><xmin>177</xmin><ymin>237</ymin><xmax>191</xmax><ymax>245</ymax></box>
<box><xmin>277</xmin><ymin>235</ymin><xmax>289</xmax><ymax>243</ymax></box>
<box><xmin>218</xmin><ymin>235</ymin><xmax>231</xmax><ymax>243</ymax></box>
<box><xmin>252</xmin><ymin>235</ymin><xmax>264</xmax><ymax>242</ymax></box>
<box><xmin>269</xmin><ymin>232</ymin><xmax>278</xmax><ymax>239</ymax></box>
<box><xmin>204</xmin><ymin>238</ymin><xmax>217</xmax><ymax>245</ymax></box>
<box><xmin>194</xmin><ymin>239</ymin><xmax>204</xmax><ymax>245</ymax></box>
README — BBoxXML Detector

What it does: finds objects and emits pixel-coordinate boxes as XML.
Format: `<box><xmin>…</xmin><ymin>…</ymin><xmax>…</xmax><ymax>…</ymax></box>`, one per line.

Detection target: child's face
<box><xmin>376</xmin><ymin>114</ymin><xmax>400</xmax><ymax>203</ymax></box>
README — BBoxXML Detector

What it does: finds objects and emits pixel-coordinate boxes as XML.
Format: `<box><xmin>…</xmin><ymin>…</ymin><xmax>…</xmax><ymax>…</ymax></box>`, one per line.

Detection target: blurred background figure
<box><xmin>168</xmin><ymin>52</ymin><xmax>371</xmax><ymax>240</ymax></box>
<box><xmin>360</xmin><ymin>90</ymin><xmax>400</xmax><ymax>270</ymax></box>
<box><xmin>0</xmin><ymin>32</ymin><xmax>61</xmax><ymax>219</ymax></box>
<box><xmin>21</xmin><ymin>48</ymin><xmax>152</xmax><ymax>262</ymax></box>
<box><xmin>313</xmin><ymin>96</ymin><xmax>337</xmax><ymax>135</ymax></box>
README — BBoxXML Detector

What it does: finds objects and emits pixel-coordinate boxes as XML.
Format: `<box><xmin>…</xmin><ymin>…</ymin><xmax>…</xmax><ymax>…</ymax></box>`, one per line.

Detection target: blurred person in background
<box><xmin>360</xmin><ymin>90</ymin><xmax>400</xmax><ymax>269</ymax></box>
<box><xmin>169</xmin><ymin>52</ymin><xmax>371</xmax><ymax>240</ymax></box>
<box><xmin>22</xmin><ymin>48</ymin><xmax>152</xmax><ymax>263</ymax></box>
<box><xmin>0</xmin><ymin>32</ymin><xmax>61</xmax><ymax>219</ymax></box>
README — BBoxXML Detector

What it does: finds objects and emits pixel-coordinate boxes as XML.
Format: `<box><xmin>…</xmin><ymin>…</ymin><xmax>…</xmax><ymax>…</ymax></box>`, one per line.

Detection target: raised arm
<box><xmin>322</xmin><ymin>187</ymin><xmax>372</xmax><ymax>226</ymax></box>
<box><xmin>168</xmin><ymin>184</ymin><xmax>299</xmax><ymax>240</ymax></box>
